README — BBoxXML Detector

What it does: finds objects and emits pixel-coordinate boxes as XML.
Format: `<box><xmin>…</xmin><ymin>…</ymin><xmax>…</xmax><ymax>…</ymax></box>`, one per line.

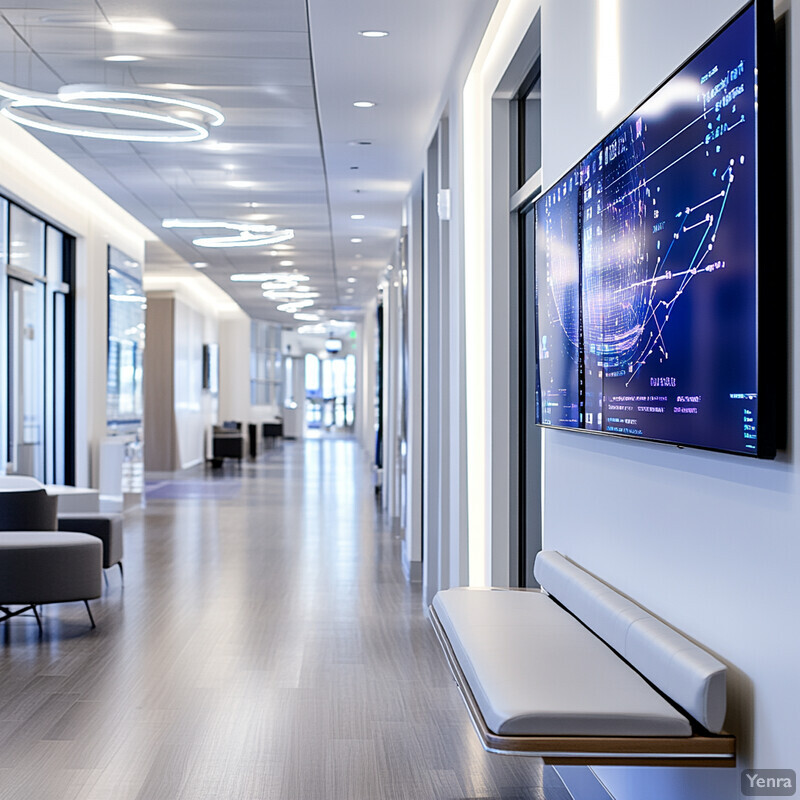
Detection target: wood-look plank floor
<box><xmin>0</xmin><ymin>438</ymin><xmax>570</xmax><ymax>800</ymax></box>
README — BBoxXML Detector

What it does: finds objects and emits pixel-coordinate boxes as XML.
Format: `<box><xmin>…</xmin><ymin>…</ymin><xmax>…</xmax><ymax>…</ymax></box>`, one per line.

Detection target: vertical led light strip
<box><xmin>596</xmin><ymin>0</ymin><xmax>621</xmax><ymax>113</ymax></box>
<box><xmin>463</xmin><ymin>0</ymin><xmax>541</xmax><ymax>587</ymax></box>
<box><xmin>463</xmin><ymin>64</ymin><xmax>489</xmax><ymax>587</ymax></box>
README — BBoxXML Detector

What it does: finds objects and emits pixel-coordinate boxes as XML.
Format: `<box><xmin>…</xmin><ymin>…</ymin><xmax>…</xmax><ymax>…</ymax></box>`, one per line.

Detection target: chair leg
<box><xmin>84</xmin><ymin>600</ymin><xmax>96</xmax><ymax>629</ymax></box>
<box><xmin>117</xmin><ymin>561</ymin><xmax>124</xmax><ymax>583</ymax></box>
<box><xmin>31</xmin><ymin>605</ymin><xmax>42</xmax><ymax>636</ymax></box>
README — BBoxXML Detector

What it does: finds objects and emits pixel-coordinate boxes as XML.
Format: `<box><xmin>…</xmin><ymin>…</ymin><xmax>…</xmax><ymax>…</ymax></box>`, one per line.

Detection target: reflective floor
<box><xmin>0</xmin><ymin>438</ymin><xmax>570</xmax><ymax>799</ymax></box>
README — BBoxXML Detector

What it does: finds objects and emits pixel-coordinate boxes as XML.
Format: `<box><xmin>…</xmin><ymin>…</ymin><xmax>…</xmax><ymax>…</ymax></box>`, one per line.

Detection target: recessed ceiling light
<box><xmin>192</xmin><ymin>262</ymin><xmax>209</xmax><ymax>268</ymax></box>
<box><xmin>279</xmin><ymin>260</ymin><xmax>294</xmax><ymax>267</ymax></box>
<box><xmin>104</xmin><ymin>54</ymin><xmax>144</xmax><ymax>62</ymax></box>
<box><xmin>350</xmin><ymin>238</ymin><xmax>362</xmax><ymax>243</ymax></box>
<box><xmin>358</xmin><ymin>30</ymin><xmax>389</xmax><ymax>38</ymax></box>
<box><xmin>248</xmin><ymin>214</ymin><xmax>270</xmax><ymax>221</ymax></box>
<box><xmin>347</xmin><ymin>277</ymin><xmax>357</xmax><ymax>283</ymax></box>
<box><xmin>353</xmin><ymin>101</ymin><xmax>376</xmax><ymax>108</ymax></box>
<box><xmin>350</xmin><ymin>214</ymin><xmax>365</xmax><ymax>220</ymax></box>
<box><xmin>228</xmin><ymin>180</ymin><xmax>253</xmax><ymax>188</ymax></box>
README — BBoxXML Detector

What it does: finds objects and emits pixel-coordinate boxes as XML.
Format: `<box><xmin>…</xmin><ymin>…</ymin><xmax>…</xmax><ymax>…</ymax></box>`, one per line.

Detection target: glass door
<box><xmin>51</xmin><ymin>291</ymin><xmax>69</xmax><ymax>484</ymax></box>
<box><xmin>7</xmin><ymin>277</ymin><xmax>45</xmax><ymax>480</ymax></box>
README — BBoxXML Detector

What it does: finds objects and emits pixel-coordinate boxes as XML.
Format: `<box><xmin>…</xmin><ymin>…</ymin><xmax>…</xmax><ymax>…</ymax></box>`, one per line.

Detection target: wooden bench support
<box><xmin>430</xmin><ymin>606</ymin><xmax>736</xmax><ymax>768</ymax></box>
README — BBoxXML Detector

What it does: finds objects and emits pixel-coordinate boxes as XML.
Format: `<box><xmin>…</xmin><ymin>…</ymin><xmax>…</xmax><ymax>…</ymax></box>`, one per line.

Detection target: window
<box><xmin>519</xmin><ymin>69</ymin><xmax>542</xmax><ymax>185</ymax></box>
<box><xmin>305</xmin><ymin>353</ymin><xmax>320</xmax><ymax>394</ymax></box>
<box><xmin>250</xmin><ymin>321</ymin><xmax>282</xmax><ymax>406</ymax></box>
<box><xmin>9</xmin><ymin>204</ymin><xmax>45</xmax><ymax>277</ymax></box>
<box><xmin>321</xmin><ymin>359</ymin><xmax>334</xmax><ymax>400</ymax></box>
<box><xmin>107</xmin><ymin>247</ymin><xmax>145</xmax><ymax>430</ymax></box>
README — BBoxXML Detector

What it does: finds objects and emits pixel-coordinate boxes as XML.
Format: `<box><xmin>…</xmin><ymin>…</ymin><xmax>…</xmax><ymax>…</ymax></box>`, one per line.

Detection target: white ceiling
<box><xmin>0</xmin><ymin>0</ymin><xmax>497</xmax><ymax>324</ymax></box>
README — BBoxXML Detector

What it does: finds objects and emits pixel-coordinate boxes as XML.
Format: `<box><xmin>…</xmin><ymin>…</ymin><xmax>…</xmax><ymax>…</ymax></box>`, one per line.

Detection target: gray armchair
<box><xmin>0</xmin><ymin>478</ymin><xmax>123</xmax><ymax>582</ymax></box>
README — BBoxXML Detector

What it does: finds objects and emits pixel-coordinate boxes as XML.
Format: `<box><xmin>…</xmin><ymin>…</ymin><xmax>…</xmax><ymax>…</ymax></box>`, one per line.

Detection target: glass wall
<box><xmin>9</xmin><ymin>205</ymin><xmax>45</xmax><ymax>277</ymax></box>
<box><xmin>4</xmin><ymin>200</ymin><xmax>74</xmax><ymax>483</ymax></box>
<box><xmin>520</xmin><ymin>71</ymin><xmax>542</xmax><ymax>184</ymax></box>
<box><xmin>250</xmin><ymin>321</ymin><xmax>283</xmax><ymax>405</ymax></box>
<box><xmin>107</xmin><ymin>247</ymin><xmax>145</xmax><ymax>432</ymax></box>
<box><xmin>302</xmin><ymin>351</ymin><xmax>357</xmax><ymax>432</ymax></box>
<box><xmin>305</xmin><ymin>353</ymin><xmax>322</xmax><ymax>428</ymax></box>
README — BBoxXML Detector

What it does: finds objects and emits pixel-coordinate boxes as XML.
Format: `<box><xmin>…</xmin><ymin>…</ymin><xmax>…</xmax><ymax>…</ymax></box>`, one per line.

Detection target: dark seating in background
<box><xmin>262</xmin><ymin>420</ymin><xmax>283</xmax><ymax>448</ymax></box>
<box><xmin>208</xmin><ymin>420</ymin><xmax>283</xmax><ymax>465</ymax></box>
<box><xmin>211</xmin><ymin>425</ymin><xmax>245</xmax><ymax>466</ymax></box>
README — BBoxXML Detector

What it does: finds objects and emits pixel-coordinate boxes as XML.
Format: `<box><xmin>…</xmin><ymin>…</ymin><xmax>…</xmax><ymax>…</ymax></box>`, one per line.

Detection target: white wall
<box><xmin>413</xmin><ymin>0</ymin><xmax>500</xmax><ymax>597</ymax></box>
<box><xmin>405</xmin><ymin>181</ymin><xmax>424</xmax><ymax>580</ymax></box>
<box><xmin>0</xmin><ymin>116</ymin><xmax>152</xmax><ymax>487</ymax></box>
<box><xmin>540</xmin><ymin>1</ymin><xmax>798</xmax><ymax>795</ymax></box>
<box><xmin>458</xmin><ymin>0</ymin><xmax>796</xmax><ymax>796</ymax></box>
<box><xmin>218</xmin><ymin>314</ymin><xmax>284</xmax><ymax>425</ymax></box>
<box><xmin>172</xmin><ymin>296</ymin><xmax>217</xmax><ymax>468</ymax></box>
<box><xmin>218</xmin><ymin>315</ymin><xmax>253</xmax><ymax>424</ymax></box>
<box><xmin>463</xmin><ymin>0</ymin><xmax>543</xmax><ymax>586</ymax></box>
<box><xmin>143</xmin><ymin>266</ymin><xmax>240</xmax><ymax>470</ymax></box>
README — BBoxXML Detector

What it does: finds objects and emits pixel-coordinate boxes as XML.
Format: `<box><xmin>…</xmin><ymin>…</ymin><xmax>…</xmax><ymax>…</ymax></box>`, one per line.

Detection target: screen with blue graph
<box><xmin>534</xmin><ymin>3</ymin><xmax>771</xmax><ymax>456</ymax></box>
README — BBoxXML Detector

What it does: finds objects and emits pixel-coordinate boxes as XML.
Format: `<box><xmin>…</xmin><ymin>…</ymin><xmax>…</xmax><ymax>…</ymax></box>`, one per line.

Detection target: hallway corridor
<box><xmin>0</xmin><ymin>439</ymin><xmax>568</xmax><ymax>800</ymax></box>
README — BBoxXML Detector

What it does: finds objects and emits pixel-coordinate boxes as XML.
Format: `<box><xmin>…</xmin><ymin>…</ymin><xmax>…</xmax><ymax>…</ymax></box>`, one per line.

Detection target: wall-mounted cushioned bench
<box><xmin>430</xmin><ymin>551</ymin><xmax>735</xmax><ymax>767</ymax></box>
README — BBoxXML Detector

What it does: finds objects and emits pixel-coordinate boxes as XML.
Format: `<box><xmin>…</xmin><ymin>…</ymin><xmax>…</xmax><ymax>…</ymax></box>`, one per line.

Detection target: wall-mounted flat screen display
<box><xmin>202</xmin><ymin>343</ymin><xmax>219</xmax><ymax>395</ymax></box>
<box><xmin>536</xmin><ymin>167</ymin><xmax>581</xmax><ymax>429</ymax></box>
<box><xmin>534</xmin><ymin>2</ymin><xmax>775</xmax><ymax>457</ymax></box>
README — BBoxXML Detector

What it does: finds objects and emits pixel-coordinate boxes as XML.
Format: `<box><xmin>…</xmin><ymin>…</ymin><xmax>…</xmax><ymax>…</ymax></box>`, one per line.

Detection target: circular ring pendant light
<box><xmin>162</xmin><ymin>219</ymin><xmax>295</xmax><ymax>248</ymax></box>
<box><xmin>0</xmin><ymin>82</ymin><xmax>224</xmax><ymax>143</ymax></box>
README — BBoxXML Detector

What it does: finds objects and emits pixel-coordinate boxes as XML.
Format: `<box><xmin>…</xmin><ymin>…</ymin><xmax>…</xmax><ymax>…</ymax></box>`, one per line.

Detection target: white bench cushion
<box><xmin>432</xmin><ymin>587</ymin><xmax>692</xmax><ymax>737</ymax></box>
<box><xmin>534</xmin><ymin>551</ymin><xmax>726</xmax><ymax>733</ymax></box>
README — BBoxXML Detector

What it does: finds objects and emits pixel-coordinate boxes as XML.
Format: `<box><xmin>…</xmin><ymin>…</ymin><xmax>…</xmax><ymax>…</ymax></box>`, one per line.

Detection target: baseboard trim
<box><xmin>401</xmin><ymin>540</ymin><xmax>422</xmax><ymax>584</ymax></box>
